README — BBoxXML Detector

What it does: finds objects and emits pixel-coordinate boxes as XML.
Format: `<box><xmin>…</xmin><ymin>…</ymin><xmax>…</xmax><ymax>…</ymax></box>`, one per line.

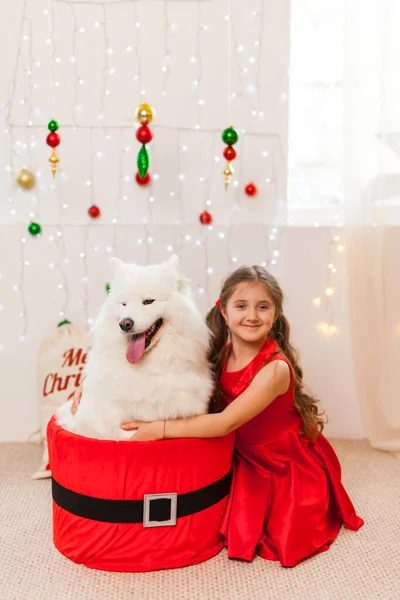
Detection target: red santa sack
<box><xmin>47</xmin><ymin>417</ymin><xmax>234</xmax><ymax>572</ymax></box>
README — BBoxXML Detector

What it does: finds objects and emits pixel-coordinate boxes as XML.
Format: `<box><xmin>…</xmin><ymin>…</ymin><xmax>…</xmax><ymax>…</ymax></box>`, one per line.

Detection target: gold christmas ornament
<box><xmin>135</xmin><ymin>102</ymin><xmax>155</xmax><ymax>125</ymax></box>
<box><xmin>222</xmin><ymin>161</ymin><xmax>234</xmax><ymax>190</ymax></box>
<box><xmin>49</xmin><ymin>149</ymin><xmax>60</xmax><ymax>178</ymax></box>
<box><xmin>16</xmin><ymin>168</ymin><xmax>35</xmax><ymax>190</ymax></box>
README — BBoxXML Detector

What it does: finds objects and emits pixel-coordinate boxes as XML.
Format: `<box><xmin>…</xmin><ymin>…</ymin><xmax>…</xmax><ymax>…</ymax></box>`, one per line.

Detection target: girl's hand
<box><xmin>70</xmin><ymin>387</ymin><xmax>82</xmax><ymax>415</ymax></box>
<box><xmin>121</xmin><ymin>420</ymin><xmax>164</xmax><ymax>441</ymax></box>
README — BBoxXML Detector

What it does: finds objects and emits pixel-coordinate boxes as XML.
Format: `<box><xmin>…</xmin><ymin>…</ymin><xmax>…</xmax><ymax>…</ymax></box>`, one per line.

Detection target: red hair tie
<box><xmin>215</xmin><ymin>300</ymin><xmax>221</xmax><ymax>307</ymax></box>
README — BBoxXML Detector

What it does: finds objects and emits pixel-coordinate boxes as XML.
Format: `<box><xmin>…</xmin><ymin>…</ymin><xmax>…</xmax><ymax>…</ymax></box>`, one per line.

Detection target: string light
<box><xmin>2</xmin><ymin>0</ymin><xmax>290</xmax><ymax>351</ymax></box>
<box><xmin>313</xmin><ymin>233</ymin><xmax>344</xmax><ymax>336</ymax></box>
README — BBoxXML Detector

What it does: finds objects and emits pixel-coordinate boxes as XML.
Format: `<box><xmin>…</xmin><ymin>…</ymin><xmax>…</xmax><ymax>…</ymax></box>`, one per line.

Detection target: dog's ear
<box><xmin>108</xmin><ymin>257</ymin><xmax>126</xmax><ymax>277</ymax></box>
<box><xmin>165</xmin><ymin>255</ymin><xmax>191</xmax><ymax>295</ymax></box>
<box><xmin>168</xmin><ymin>254</ymin><xmax>180</xmax><ymax>270</ymax></box>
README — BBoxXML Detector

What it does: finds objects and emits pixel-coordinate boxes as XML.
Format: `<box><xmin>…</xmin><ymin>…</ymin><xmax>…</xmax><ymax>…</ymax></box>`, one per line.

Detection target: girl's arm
<box><xmin>123</xmin><ymin>359</ymin><xmax>290</xmax><ymax>441</ymax></box>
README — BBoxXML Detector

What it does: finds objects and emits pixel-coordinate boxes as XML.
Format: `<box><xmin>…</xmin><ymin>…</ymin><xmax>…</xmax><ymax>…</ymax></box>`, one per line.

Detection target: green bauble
<box><xmin>222</xmin><ymin>127</ymin><xmax>239</xmax><ymax>146</ymax></box>
<box><xmin>48</xmin><ymin>119</ymin><xmax>59</xmax><ymax>132</ymax></box>
<box><xmin>28</xmin><ymin>221</ymin><xmax>41</xmax><ymax>236</ymax></box>
<box><xmin>105</xmin><ymin>283</ymin><xmax>111</xmax><ymax>294</ymax></box>
<box><xmin>137</xmin><ymin>145</ymin><xmax>149</xmax><ymax>178</ymax></box>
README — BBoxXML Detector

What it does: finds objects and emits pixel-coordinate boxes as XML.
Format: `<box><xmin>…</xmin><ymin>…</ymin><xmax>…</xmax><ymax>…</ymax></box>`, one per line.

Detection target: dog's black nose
<box><xmin>119</xmin><ymin>318</ymin><xmax>134</xmax><ymax>332</ymax></box>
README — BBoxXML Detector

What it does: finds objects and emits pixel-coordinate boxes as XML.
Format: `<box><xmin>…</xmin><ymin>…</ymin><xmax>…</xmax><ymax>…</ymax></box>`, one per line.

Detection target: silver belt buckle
<box><xmin>143</xmin><ymin>493</ymin><xmax>178</xmax><ymax>528</ymax></box>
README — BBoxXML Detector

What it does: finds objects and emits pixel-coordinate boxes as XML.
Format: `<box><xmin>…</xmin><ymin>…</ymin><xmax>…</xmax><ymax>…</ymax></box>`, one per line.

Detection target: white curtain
<box><xmin>289</xmin><ymin>0</ymin><xmax>400</xmax><ymax>449</ymax></box>
<box><xmin>344</xmin><ymin>0</ymin><xmax>400</xmax><ymax>450</ymax></box>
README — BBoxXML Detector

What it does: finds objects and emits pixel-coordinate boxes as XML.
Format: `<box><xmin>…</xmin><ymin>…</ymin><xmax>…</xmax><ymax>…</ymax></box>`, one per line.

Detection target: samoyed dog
<box><xmin>56</xmin><ymin>255</ymin><xmax>213</xmax><ymax>440</ymax></box>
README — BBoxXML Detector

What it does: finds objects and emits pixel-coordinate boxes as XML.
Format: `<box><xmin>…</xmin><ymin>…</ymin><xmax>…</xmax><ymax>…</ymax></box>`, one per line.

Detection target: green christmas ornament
<box><xmin>222</xmin><ymin>127</ymin><xmax>239</xmax><ymax>146</ymax></box>
<box><xmin>48</xmin><ymin>119</ymin><xmax>59</xmax><ymax>132</ymax></box>
<box><xmin>28</xmin><ymin>221</ymin><xmax>41</xmax><ymax>236</ymax></box>
<box><xmin>137</xmin><ymin>144</ymin><xmax>149</xmax><ymax>179</ymax></box>
<box><xmin>57</xmin><ymin>319</ymin><xmax>71</xmax><ymax>327</ymax></box>
<box><xmin>105</xmin><ymin>283</ymin><xmax>111</xmax><ymax>294</ymax></box>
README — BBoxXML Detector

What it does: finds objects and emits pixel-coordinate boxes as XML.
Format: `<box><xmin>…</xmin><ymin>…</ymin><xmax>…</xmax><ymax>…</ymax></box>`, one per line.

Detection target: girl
<box><xmin>74</xmin><ymin>266</ymin><xmax>364</xmax><ymax>567</ymax></box>
<box><xmin>122</xmin><ymin>265</ymin><xmax>363</xmax><ymax>566</ymax></box>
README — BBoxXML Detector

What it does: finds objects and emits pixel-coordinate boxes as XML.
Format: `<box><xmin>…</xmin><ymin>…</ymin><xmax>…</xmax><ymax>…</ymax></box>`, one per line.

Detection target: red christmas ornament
<box><xmin>245</xmin><ymin>183</ymin><xmax>258</xmax><ymax>197</ymax></box>
<box><xmin>46</xmin><ymin>132</ymin><xmax>61</xmax><ymax>148</ymax></box>
<box><xmin>135</xmin><ymin>172</ymin><xmax>151</xmax><ymax>186</ymax></box>
<box><xmin>136</xmin><ymin>125</ymin><xmax>153</xmax><ymax>145</ymax></box>
<box><xmin>199</xmin><ymin>211</ymin><xmax>212</xmax><ymax>225</ymax></box>
<box><xmin>88</xmin><ymin>205</ymin><xmax>101</xmax><ymax>219</ymax></box>
<box><xmin>223</xmin><ymin>146</ymin><xmax>237</xmax><ymax>161</ymax></box>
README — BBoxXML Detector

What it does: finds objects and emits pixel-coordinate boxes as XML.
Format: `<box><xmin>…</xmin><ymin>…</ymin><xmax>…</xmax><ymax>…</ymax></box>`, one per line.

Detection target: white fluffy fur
<box><xmin>56</xmin><ymin>256</ymin><xmax>213</xmax><ymax>440</ymax></box>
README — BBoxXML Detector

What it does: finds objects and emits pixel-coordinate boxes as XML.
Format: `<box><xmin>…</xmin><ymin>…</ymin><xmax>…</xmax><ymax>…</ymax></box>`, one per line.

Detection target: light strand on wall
<box><xmin>176</xmin><ymin>130</ymin><xmax>184</xmax><ymax>223</ymax></box>
<box><xmin>22</xmin><ymin>11</ymin><xmax>41</xmax><ymax>231</ymax></box>
<box><xmin>19</xmin><ymin>224</ymin><xmax>28</xmax><ymax>342</ymax></box>
<box><xmin>230</xmin><ymin>3</ymin><xmax>257</xmax><ymax>116</ymax></box>
<box><xmin>193</xmin><ymin>0</ymin><xmax>203</xmax><ymax>129</ymax></box>
<box><xmin>197</xmin><ymin>131</ymin><xmax>219</xmax><ymax>303</ymax></box>
<box><xmin>254</xmin><ymin>0</ymin><xmax>265</xmax><ymax>119</ymax></box>
<box><xmin>113</xmin><ymin>129</ymin><xmax>125</xmax><ymax>250</ymax></box>
<box><xmin>4</xmin><ymin>0</ymin><xmax>30</xmax><ymax>220</ymax></box>
<box><xmin>133</xmin><ymin>0</ymin><xmax>145</xmax><ymax>97</ymax></box>
<box><xmin>56</xmin><ymin>227</ymin><xmax>70</xmax><ymax>319</ymax></box>
<box><xmin>161</xmin><ymin>0</ymin><xmax>171</xmax><ymax>97</ymax></box>
<box><xmin>98</xmin><ymin>4</ymin><xmax>111</xmax><ymax>121</ymax></box>
<box><xmin>81</xmin><ymin>226</ymin><xmax>90</xmax><ymax>324</ymax></box>
<box><xmin>313</xmin><ymin>230</ymin><xmax>344</xmax><ymax>336</ymax></box>
<box><xmin>69</xmin><ymin>4</ymin><xmax>80</xmax><ymax>126</ymax></box>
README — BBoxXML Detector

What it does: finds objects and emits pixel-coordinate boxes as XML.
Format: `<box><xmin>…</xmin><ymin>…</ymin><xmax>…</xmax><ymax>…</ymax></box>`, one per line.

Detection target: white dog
<box><xmin>56</xmin><ymin>256</ymin><xmax>213</xmax><ymax>440</ymax></box>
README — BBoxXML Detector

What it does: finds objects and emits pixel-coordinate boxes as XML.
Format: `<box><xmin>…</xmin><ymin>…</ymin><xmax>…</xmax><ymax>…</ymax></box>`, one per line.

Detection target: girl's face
<box><xmin>222</xmin><ymin>281</ymin><xmax>276</xmax><ymax>345</ymax></box>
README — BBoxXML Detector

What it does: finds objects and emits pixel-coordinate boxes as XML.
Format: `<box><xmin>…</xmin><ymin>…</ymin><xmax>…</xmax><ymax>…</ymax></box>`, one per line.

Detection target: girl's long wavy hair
<box><xmin>206</xmin><ymin>265</ymin><xmax>325</xmax><ymax>441</ymax></box>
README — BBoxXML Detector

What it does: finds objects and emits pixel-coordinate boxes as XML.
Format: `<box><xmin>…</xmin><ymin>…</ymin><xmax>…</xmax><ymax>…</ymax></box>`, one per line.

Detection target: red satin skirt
<box><xmin>220</xmin><ymin>430</ymin><xmax>363</xmax><ymax>567</ymax></box>
<box><xmin>47</xmin><ymin>418</ymin><xmax>234</xmax><ymax>572</ymax></box>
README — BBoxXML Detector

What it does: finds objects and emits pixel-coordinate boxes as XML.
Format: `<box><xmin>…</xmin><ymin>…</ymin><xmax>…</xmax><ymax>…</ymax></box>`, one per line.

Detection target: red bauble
<box><xmin>88</xmin><ymin>205</ymin><xmax>101</xmax><ymax>219</ymax></box>
<box><xmin>136</xmin><ymin>125</ymin><xmax>153</xmax><ymax>145</ymax></box>
<box><xmin>223</xmin><ymin>146</ymin><xmax>237</xmax><ymax>161</ymax></box>
<box><xmin>135</xmin><ymin>172</ymin><xmax>151</xmax><ymax>186</ymax></box>
<box><xmin>245</xmin><ymin>183</ymin><xmax>258</xmax><ymax>197</ymax></box>
<box><xmin>46</xmin><ymin>132</ymin><xmax>61</xmax><ymax>148</ymax></box>
<box><xmin>199</xmin><ymin>211</ymin><xmax>212</xmax><ymax>225</ymax></box>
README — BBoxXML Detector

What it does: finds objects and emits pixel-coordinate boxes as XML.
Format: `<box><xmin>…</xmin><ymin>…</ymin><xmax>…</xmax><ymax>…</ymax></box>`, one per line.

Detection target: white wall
<box><xmin>0</xmin><ymin>0</ymin><xmax>365</xmax><ymax>441</ymax></box>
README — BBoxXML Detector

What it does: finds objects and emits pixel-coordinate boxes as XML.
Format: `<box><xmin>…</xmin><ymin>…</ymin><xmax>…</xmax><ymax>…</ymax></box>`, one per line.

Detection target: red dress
<box><xmin>219</xmin><ymin>337</ymin><xmax>363</xmax><ymax>567</ymax></box>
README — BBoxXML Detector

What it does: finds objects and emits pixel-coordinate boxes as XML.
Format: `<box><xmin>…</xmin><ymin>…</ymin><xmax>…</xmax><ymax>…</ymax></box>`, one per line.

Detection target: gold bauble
<box><xmin>135</xmin><ymin>102</ymin><xmax>155</xmax><ymax>125</ymax></box>
<box><xmin>16</xmin><ymin>168</ymin><xmax>35</xmax><ymax>190</ymax></box>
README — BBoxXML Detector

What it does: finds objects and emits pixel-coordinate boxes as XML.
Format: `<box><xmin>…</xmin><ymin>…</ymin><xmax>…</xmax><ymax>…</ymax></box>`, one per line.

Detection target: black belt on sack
<box><xmin>52</xmin><ymin>471</ymin><xmax>232</xmax><ymax>528</ymax></box>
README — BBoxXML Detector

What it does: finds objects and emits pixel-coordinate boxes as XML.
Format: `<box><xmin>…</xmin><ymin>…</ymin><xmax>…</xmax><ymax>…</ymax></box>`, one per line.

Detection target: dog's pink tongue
<box><xmin>126</xmin><ymin>334</ymin><xmax>146</xmax><ymax>364</ymax></box>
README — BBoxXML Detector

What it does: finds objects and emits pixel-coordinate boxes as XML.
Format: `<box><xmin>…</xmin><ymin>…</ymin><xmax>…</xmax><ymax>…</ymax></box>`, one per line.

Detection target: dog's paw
<box><xmin>117</xmin><ymin>428</ymin><xmax>136</xmax><ymax>441</ymax></box>
<box><xmin>56</xmin><ymin>400</ymin><xmax>75</xmax><ymax>428</ymax></box>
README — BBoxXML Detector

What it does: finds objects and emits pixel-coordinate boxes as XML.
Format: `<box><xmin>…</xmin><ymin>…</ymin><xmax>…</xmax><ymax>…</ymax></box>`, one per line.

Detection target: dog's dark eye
<box><xmin>121</xmin><ymin>302</ymin><xmax>127</xmax><ymax>307</ymax></box>
<box><xmin>143</xmin><ymin>299</ymin><xmax>155</xmax><ymax>305</ymax></box>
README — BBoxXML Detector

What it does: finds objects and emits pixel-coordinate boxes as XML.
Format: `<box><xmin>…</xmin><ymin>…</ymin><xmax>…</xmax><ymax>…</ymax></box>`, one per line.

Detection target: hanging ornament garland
<box><xmin>46</xmin><ymin>120</ymin><xmax>60</xmax><ymax>177</ymax></box>
<box><xmin>222</xmin><ymin>127</ymin><xmax>238</xmax><ymax>190</ymax></box>
<box><xmin>135</xmin><ymin>102</ymin><xmax>155</xmax><ymax>183</ymax></box>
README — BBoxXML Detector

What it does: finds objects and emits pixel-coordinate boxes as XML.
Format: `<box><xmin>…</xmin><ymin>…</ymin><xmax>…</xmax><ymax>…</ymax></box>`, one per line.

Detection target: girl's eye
<box><xmin>121</xmin><ymin>302</ymin><xmax>127</xmax><ymax>307</ymax></box>
<box><xmin>259</xmin><ymin>305</ymin><xmax>270</xmax><ymax>310</ymax></box>
<box><xmin>236</xmin><ymin>304</ymin><xmax>246</xmax><ymax>309</ymax></box>
<box><xmin>143</xmin><ymin>299</ymin><xmax>155</xmax><ymax>305</ymax></box>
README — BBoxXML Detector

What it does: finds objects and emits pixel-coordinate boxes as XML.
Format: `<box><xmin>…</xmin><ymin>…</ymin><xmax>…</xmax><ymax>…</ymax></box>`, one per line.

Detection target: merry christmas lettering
<box><xmin>43</xmin><ymin>347</ymin><xmax>88</xmax><ymax>399</ymax></box>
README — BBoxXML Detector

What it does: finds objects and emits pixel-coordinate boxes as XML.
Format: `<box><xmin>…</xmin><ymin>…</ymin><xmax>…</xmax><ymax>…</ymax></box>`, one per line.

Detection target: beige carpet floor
<box><xmin>0</xmin><ymin>440</ymin><xmax>399</xmax><ymax>600</ymax></box>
